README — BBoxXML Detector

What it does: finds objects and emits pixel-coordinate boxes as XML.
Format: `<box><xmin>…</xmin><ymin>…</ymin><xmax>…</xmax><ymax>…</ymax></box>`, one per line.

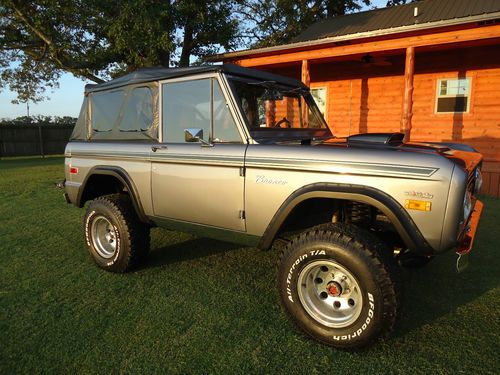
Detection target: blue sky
<box><xmin>0</xmin><ymin>73</ymin><xmax>88</xmax><ymax>119</ymax></box>
<box><xmin>0</xmin><ymin>0</ymin><xmax>388</xmax><ymax>119</ymax></box>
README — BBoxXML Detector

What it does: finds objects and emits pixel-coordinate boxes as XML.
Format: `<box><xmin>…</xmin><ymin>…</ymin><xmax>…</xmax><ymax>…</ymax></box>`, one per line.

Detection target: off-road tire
<box><xmin>278</xmin><ymin>223</ymin><xmax>398</xmax><ymax>348</ymax></box>
<box><xmin>84</xmin><ymin>194</ymin><xmax>150</xmax><ymax>273</ymax></box>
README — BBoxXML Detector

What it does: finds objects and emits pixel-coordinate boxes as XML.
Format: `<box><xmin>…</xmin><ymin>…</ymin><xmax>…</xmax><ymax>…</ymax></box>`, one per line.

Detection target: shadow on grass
<box><xmin>393</xmin><ymin>197</ymin><xmax>499</xmax><ymax>338</ymax></box>
<box><xmin>143</xmin><ymin>237</ymin><xmax>243</xmax><ymax>270</ymax></box>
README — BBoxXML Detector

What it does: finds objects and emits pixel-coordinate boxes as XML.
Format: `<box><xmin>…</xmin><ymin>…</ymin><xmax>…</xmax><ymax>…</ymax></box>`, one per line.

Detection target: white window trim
<box><xmin>434</xmin><ymin>77</ymin><xmax>471</xmax><ymax>114</ymax></box>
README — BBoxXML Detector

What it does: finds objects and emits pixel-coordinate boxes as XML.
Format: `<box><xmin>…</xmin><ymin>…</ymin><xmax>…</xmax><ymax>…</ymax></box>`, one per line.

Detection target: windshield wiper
<box><xmin>283</xmin><ymin>86</ymin><xmax>308</xmax><ymax>95</ymax></box>
<box><xmin>248</xmin><ymin>80</ymin><xmax>277</xmax><ymax>87</ymax></box>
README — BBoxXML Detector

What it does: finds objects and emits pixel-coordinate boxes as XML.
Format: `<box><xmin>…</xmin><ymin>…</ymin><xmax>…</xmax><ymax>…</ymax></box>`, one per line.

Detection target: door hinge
<box><xmin>239</xmin><ymin>210</ymin><xmax>246</xmax><ymax>220</ymax></box>
<box><xmin>239</xmin><ymin>167</ymin><xmax>246</xmax><ymax>177</ymax></box>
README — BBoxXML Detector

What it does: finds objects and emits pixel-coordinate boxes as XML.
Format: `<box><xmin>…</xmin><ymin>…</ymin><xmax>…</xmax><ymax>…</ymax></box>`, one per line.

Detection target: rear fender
<box><xmin>77</xmin><ymin>166</ymin><xmax>150</xmax><ymax>224</ymax></box>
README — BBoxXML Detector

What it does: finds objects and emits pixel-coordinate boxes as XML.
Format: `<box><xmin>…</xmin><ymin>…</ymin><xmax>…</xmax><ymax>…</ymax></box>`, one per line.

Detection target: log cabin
<box><xmin>210</xmin><ymin>0</ymin><xmax>500</xmax><ymax>197</ymax></box>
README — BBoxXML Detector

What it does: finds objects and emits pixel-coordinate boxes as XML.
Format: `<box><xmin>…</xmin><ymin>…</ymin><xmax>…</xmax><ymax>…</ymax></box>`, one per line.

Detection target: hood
<box><xmin>341</xmin><ymin>132</ymin><xmax>482</xmax><ymax>173</ymax></box>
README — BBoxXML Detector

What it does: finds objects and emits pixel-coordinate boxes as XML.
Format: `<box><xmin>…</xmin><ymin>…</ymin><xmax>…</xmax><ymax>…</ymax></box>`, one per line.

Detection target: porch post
<box><xmin>401</xmin><ymin>46</ymin><xmax>415</xmax><ymax>141</ymax></box>
<box><xmin>301</xmin><ymin>60</ymin><xmax>310</xmax><ymax>127</ymax></box>
<box><xmin>301</xmin><ymin>59</ymin><xmax>310</xmax><ymax>86</ymax></box>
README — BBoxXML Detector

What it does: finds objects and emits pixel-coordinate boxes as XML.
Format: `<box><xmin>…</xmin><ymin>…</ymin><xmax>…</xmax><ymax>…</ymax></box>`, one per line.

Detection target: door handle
<box><xmin>151</xmin><ymin>145</ymin><xmax>168</xmax><ymax>152</ymax></box>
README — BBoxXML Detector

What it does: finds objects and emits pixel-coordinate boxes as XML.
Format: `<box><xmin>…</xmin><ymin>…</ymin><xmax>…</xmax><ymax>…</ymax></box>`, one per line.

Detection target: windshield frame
<box><xmin>226</xmin><ymin>74</ymin><xmax>333</xmax><ymax>142</ymax></box>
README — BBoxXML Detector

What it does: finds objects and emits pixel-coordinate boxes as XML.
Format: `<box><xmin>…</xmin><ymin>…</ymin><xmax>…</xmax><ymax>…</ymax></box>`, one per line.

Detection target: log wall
<box><xmin>265</xmin><ymin>44</ymin><xmax>500</xmax><ymax>196</ymax></box>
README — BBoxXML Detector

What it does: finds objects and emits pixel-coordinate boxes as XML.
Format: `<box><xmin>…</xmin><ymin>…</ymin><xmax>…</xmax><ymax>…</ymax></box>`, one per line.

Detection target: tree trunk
<box><xmin>179</xmin><ymin>23</ymin><xmax>194</xmax><ymax>67</ymax></box>
<box><xmin>158</xmin><ymin>49</ymin><xmax>170</xmax><ymax>67</ymax></box>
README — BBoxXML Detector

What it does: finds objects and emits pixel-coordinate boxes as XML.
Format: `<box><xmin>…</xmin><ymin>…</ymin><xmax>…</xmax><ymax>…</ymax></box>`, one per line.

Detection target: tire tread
<box><xmin>278</xmin><ymin>222</ymin><xmax>398</xmax><ymax>348</ymax></box>
<box><xmin>85</xmin><ymin>193</ymin><xmax>150</xmax><ymax>272</ymax></box>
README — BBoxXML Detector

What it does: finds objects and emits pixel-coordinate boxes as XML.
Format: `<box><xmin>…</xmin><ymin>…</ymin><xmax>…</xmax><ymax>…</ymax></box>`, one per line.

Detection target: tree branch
<box><xmin>9</xmin><ymin>1</ymin><xmax>53</xmax><ymax>47</ymax></box>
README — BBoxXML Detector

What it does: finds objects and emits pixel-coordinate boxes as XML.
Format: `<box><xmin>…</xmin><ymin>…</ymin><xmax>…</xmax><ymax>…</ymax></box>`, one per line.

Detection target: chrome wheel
<box><xmin>91</xmin><ymin>216</ymin><xmax>118</xmax><ymax>259</ymax></box>
<box><xmin>297</xmin><ymin>260</ymin><xmax>363</xmax><ymax>328</ymax></box>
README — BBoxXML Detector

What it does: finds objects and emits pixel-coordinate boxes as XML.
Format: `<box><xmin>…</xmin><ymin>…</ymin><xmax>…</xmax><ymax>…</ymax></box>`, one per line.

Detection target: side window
<box><xmin>120</xmin><ymin>87</ymin><xmax>153</xmax><ymax>132</ymax></box>
<box><xmin>213</xmin><ymin>80</ymin><xmax>241</xmax><ymax>143</ymax></box>
<box><xmin>91</xmin><ymin>90</ymin><xmax>124</xmax><ymax>132</ymax></box>
<box><xmin>162</xmin><ymin>79</ymin><xmax>211</xmax><ymax>143</ymax></box>
<box><xmin>436</xmin><ymin>78</ymin><xmax>471</xmax><ymax>113</ymax></box>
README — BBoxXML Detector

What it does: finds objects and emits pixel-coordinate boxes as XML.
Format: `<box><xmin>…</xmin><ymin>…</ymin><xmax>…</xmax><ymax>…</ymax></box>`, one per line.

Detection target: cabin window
<box><xmin>120</xmin><ymin>87</ymin><xmax>153</xmax><ymax>132</ymax></box>
<box><xmin>91</xmin><ymin>90</ymin><xmax>125</xmax><ymax>132</ymax></box>
<box><xmin>311</xmin><ymin>87</ymin><xmax>327</xmax><ymax>117</ymax></box>
<box><xmin>435</xmin><ymin>78</ymin><xmax>471</xmax><ymax>113</ymax></box>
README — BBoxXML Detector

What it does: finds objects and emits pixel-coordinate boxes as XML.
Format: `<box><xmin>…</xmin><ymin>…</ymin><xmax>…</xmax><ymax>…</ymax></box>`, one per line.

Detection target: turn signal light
<box><xmin>405</xmin><ymin>199</ymin><xmax>432</xmax><ymax>211</ymax></box>
<box><xmin>69</xmin><ymin>167</ymin><xmax>78</xmax><ymax>175</ymax></box>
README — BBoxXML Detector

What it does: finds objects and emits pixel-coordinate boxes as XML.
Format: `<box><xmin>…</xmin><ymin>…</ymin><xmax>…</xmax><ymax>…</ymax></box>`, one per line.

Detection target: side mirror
<box><xmin>184</xmin><ymin>128</ymin><xmax>212</xmax><ymax>146</ymax></box>
<box><xmin>184</xmin><ymin>128</ymin><xmax>203</xmax><ymax>142</ymax></box>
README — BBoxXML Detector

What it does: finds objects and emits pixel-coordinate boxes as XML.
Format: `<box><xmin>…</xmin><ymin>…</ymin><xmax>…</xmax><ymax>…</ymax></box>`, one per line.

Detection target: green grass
<box><xmin>1</xmin><ymin>157</ymin><xmax>499</xmax><ymax>374</ymax></box>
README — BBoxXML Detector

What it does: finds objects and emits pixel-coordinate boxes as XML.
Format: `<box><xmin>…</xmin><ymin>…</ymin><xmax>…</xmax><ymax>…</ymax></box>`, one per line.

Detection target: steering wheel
<box><xmin>274</xmin><ymin>117</ymin><xmax>291</xmax><ymax>128</ymax></box>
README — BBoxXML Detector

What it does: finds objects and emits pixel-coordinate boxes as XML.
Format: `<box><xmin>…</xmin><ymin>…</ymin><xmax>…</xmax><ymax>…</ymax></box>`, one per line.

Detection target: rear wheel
<box><xmin>84</xmin><ymin>194</ymin><xmax>150</xmax><ymax>273</ymax></box>
<box><xmin>278</xmin><ymin>223</ymin><xmax>398</xmax><ymax>348</ymax></box>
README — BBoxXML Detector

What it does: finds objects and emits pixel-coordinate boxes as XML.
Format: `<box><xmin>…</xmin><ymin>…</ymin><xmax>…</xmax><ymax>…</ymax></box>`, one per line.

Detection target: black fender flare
<box><xmin>77</xmin><ymin>166</ymin><xmax>151</xmax><ymax>225</ymax></box>
<box><xmin>258</xmin><ymin>183</ymin><xmax>436</xmax><ymax>255</ymax></box>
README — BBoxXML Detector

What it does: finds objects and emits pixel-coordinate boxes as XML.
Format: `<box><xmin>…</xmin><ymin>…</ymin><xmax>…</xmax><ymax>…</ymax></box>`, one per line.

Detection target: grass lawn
<box><xmin>1</xmin><ymin>157</ymin><xmax>499</xmax><ymax>374</ymax></box>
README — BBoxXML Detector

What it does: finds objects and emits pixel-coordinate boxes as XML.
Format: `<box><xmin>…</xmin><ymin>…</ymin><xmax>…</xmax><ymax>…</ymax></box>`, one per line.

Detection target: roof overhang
<box><xmin>208</xmin><ymin>11</ymin><xmax>500</xmax><ymax>62</ymax></box>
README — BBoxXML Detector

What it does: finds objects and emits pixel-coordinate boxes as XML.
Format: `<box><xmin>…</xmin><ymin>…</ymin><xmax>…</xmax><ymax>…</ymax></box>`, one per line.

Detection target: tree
<box><xmin>0</xmin><ymin>0</ymin><xmax>239</xmax><ymax>103</ymax></box>
<box><xmin>0</xmin><ymin>115</ymin><xmax>77</xmax><ymax>126</ymax></box>
<box><xmin>236</xmin><ymin>0</ymin><xmax>371</xmax><ymax>48</ymax></box>
<box><xmin>386</xmin><ymin>0</ymin><xmax>417</xmax><ymax>6</ymax></box>
<box><xmin>175</xmin><ymin>1</ymin><xmax>239</xmax><ymax>67</ymax></box>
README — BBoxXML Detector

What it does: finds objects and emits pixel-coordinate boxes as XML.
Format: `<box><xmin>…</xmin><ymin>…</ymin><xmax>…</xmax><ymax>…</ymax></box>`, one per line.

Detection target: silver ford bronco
<box><xmin>64</xmin><ymin>64</ymin><xmax>483</xmax><ymax>348</ymax></box>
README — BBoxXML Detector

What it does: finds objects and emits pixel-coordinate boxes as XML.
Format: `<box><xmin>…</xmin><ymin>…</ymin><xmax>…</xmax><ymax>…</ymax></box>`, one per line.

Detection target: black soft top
<box><xmin>85</xmin><ymin>63</ymin><xmax>306</xmax><ymax>93</ymax></box>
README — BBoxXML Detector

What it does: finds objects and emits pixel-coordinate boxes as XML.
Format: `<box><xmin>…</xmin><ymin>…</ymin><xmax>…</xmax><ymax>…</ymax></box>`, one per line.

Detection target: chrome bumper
<box><xmin>456</xmin><ymin>200</ymin><xmax>484</xmax><ymax>272</ymax></box>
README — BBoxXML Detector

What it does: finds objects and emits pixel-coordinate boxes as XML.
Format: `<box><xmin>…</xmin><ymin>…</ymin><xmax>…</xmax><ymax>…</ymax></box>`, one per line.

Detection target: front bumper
<box><xmin>456</xmin><ymin>199</ymin><xmax>483</xmax><ymax>272</ymax></box>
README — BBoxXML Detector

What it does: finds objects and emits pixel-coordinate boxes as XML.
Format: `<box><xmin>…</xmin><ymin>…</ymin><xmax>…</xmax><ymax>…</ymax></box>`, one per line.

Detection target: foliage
<box><xmin>0</xmin><ymin>0</ymin><xmax>416</xmax><ymax>106</ymax></box>
<box><xmin>386</xmin><ymin>0</ymin><xmax>418</xmax><ymax>6</ymax></box>
<box><xmin>0</xmin><ymin>115</ymin><xmax>76</xmax><ymax>126</ymax></box>
<box><xmin>174</xmin><ymin>1</ymin><xmax>239</xmax><ymax>67</ymax></box>
<box><xmin>236</xmin><ymin>0</ymin><xmax>371</xmax><ymax>48</ymax></box>
<box><xmin>0</xmin><ymin>0</ymin><xmax>238</xmax><ymax>101</ymax></box>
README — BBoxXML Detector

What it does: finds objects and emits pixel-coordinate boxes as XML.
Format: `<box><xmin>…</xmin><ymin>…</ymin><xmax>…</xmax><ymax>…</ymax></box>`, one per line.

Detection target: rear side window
<box><xmin>120</xmin><ymin>87</ymin><xmax>154</xmax><ymax>132</ymax></box>
<box><xmin>91</xmin><ymin>90</ymin><xmax>124</xmax><ymax>132</ymax></box>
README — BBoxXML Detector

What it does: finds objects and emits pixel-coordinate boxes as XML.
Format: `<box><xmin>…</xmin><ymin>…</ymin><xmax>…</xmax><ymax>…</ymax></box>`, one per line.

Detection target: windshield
<box><xmin>228</xmin><ymin>76</ymin><xmax>332</xmax><ymax>140</ymax></box>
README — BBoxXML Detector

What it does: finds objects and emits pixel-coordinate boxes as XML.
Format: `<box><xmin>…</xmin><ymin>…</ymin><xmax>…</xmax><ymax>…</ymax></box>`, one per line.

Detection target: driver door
<box><xmin>151</xmin><ymin>76</ymin><xmax>247</xmax><ymax>231</ymax></box>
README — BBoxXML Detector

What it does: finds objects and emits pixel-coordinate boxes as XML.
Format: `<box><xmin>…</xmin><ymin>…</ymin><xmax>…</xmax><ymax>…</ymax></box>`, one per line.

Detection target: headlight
<box><xmin>473</xmin><ymin>167</ymin><xmax>483</xmax><ymax>195</ymax></box>
<box><xmin>463</xmin><ymin>191</ymin><xmax>472</xmax><ymax>222</ymax></box>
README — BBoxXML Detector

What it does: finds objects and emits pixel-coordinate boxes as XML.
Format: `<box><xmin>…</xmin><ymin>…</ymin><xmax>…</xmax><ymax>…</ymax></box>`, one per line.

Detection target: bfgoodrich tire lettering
<box><xmin>84</xmin><ymin>194</ymin><xmax>150</xmax><ymax>273</ymax></box>
<box><xmin>278</xmin><ymin>223</ymin><xmax>397</xmax><ymax>348</ymax></box>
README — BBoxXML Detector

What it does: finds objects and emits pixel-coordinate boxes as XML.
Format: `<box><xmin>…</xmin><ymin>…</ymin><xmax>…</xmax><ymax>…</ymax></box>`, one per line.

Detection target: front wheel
<box><xmin>277</xmin><ymin>223</ymin><xmax>398</xmax><ymax>348</ymax></box>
